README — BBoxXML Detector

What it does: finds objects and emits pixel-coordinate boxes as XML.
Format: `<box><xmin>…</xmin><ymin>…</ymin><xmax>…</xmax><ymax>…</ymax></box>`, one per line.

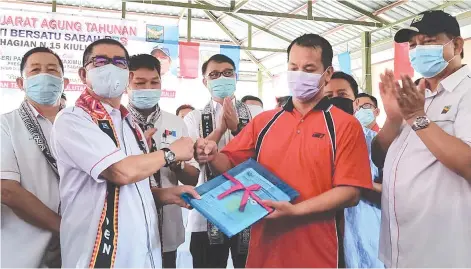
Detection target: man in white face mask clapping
<box><xmin>50</xmin><ymin>39</ymin><xmax>199</xmax><ymax>268</ymax></box>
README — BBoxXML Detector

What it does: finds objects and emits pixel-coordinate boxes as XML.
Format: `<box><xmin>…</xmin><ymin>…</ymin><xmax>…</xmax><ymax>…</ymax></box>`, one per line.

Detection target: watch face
<box><xmin>166</xmin><ymin>150</ymin><xmax>176</xmax><ymax>163</ymax></box>
<box><xmin>417</xmin><ymin>117</ymin><xmax>429</xmax><ymax>127</ymax></box>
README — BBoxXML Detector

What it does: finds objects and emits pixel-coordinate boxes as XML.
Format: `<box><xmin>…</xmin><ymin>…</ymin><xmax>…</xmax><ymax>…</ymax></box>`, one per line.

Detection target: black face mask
<box><xmin>329</xmin><ymin>97</ymin><xmax>354</xmax><ymax>115</ymax></box>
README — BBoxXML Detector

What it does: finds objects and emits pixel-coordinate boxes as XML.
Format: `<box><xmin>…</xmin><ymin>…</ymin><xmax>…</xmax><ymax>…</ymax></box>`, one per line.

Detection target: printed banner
<box><xmin>338</xmin><ymin>51</ymin><xmax>352</xmax><ymax>75</ymax></box>
<box><xmin>0</xmin><ymin>10</ymin><xmax>179</xmax><ymax>99</ymax></box>
<box><xmin>179</xmin><ymin>42</ymin><xmax>241</xmax><ymax>79</ymax></box>
<box><xmin>393</xmin><ymin>42</ymin><xmax>414</xmax><ymax>80</ymax></box>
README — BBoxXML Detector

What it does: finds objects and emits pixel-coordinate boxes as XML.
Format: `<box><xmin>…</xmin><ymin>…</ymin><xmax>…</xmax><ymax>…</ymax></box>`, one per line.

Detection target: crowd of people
<box><xmin>1</xmin><ymin>9</ymin><xmax>470</xmax><ymax>268</ymax></box>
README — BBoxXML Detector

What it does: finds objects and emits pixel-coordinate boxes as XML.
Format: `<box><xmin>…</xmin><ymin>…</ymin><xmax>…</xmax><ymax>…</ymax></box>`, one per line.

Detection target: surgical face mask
<box><xmin>355</xmin><ymin>108</ymin><xmax>376</xmax><ymax>127</ymax></box>
<box><xmin>87</xmin><ymin>64</ymin><xmax>129</xmax><ymax>98</ymax></box>
<box><xmin>130</xmin><ymin>89</ymin><xmax>161</xmax><ymax>109</ymax></box>
<box><xmin>207</xmin><ymin>77</ymin><xmax>236</xmax><ymax>99</ymax></box>
<box><xmin>409</xmin><ymin>40</ymin><xmax>455</xmax><ymax>78</ymax></box>
<box><xmin>287</xmin><ymin>70</ymin><xmax>327</xmax><ymax>102</ymax></box>
<box><xmin>24</xmin><ymin>73</ymin><xmax>64</xmax><ymax>105</ymax></box>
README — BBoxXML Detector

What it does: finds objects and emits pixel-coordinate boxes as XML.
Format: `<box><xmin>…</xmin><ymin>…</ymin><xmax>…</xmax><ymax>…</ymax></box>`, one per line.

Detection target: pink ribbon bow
<box><xmin>217</xmin><ymin>172</ymin><xmax>272</xmax><ymax>212</ymax></box>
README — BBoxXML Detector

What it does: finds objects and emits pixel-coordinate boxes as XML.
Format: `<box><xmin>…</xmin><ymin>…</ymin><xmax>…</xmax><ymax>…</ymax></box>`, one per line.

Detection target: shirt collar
<box><xmin>102</xmin><ymin>102</ymin><xmax>130</xmax><ymax>119</ymax></box>
<box><xmin>26</xmin><ymin>102</ymin><xmax>40</xmax><ymax>117</ymax></box>
<box><xmin>439</xmin><ymin>65</ymin><xmax>470</xmax><ymax>93</ymax></box>
<box><xmin>282</xmin><ymin>96</ymin><xmax>332</xmax><ymax>112</ymax></box>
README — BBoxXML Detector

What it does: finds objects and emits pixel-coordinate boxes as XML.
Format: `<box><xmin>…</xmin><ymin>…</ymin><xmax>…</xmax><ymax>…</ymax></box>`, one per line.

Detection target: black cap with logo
<box><xmin>394</xmin><ymin>10</ymin><xmax>460</xmax><ymax>43</ymax></box>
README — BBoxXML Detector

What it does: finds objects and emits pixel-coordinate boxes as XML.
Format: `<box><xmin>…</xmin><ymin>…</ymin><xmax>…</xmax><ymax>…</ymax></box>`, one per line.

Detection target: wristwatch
<box><xmin>411</xmin><ymin>116</ymin><xmax>431</xmax><ymax>131</ymax></box>
<box><xmin>231</xmin><ymin>122</ymin><xmax>244</xmax><ymax>136</ymax></box>
<box><xmin>162</xmin><ymin>148</ymin><xmax>176</xmax><ymax>167</ymax></box>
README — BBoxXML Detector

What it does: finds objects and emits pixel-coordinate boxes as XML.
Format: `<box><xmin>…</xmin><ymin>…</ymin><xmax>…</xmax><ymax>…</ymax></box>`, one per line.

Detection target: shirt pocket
<box><xmin>429</xmin><ymin>108</ymin><xmax>457</xmax><ymax>135</ymax></box>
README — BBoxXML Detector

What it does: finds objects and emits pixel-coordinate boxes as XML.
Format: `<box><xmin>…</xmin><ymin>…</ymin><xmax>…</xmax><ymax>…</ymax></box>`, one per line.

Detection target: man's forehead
<box><xmin>289</xmin><ymin>45</ymin><xmax>322</xmax><ymax>61</ymax></box>
<box><xmin>132</xmin><ymin>68</ymin><xmax>160</xmax><ymax>79</ymax></box>
<box><xmin>26</xmin><ymin>52</ymin><xmax>60</xmax><ymax>67</ymax></box>
<box><xmin>91</xmin><ymin>44</ymin><xmax>126</xmax><ymax>57</ymax></box>
<box><xmin>207</xmin><ymin>61</ymin><xmax>233</xmax><ymax>72</ymax></box>
<box><xmin>357</xmin><ymin>96</ymin><xmax>373</xmax><ymax>104</ymax></box>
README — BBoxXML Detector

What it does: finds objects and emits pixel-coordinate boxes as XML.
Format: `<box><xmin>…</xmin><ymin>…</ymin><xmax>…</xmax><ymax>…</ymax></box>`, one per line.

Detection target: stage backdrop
<box><xmin>0</xmin><ymin>9</ymin><xmax>243</xmax><ymax>114</ymax></box>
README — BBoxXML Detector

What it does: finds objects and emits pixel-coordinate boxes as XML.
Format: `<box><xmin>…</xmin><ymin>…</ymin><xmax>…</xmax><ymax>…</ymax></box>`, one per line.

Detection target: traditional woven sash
<box><xmin>18</xmin><ymin>101</ymin><xmax>59</xmax><ymax>179</ymax></box>
<box><xmin>18</xmin><ymin>100</ymin><xmax>62</xmax><ymax>267</ymax></box>
<box><xmin>199</xmin><ymin>99</ymin><xmax>252</xmax><ymax>254</ymax></box>
<box><xmin>127</xmin><ymin>104</ymin><xmax>165</xmax><ymax>258</ymax></box>
<box><xmin>76</xmin><ymin>90</ymin><xmax>147</xmax><ymax>268</ymax></box>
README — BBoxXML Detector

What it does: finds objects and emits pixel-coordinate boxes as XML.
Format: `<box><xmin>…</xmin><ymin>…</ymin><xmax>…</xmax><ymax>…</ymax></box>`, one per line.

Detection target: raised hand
<box><xmin>223</xmin><ymin>97</ymin><xmax>239</xmax><ymax>132</ymax></box>
<box><xmin>395</xmin><ymin>75</ymin><xmax>426</xmax><ymax>121</ymax></box>
<box><xmin>169</xmin><ymin>137</ymin><xmax>194</xmax><ymax>162</ymax></box>
<box><xmin>379</xmin><ymin>70</ymin><xmax>403</xmax><ymax>122</ymax></box>
<box><xmin>194</xmin><ymin>138</ymin><xmax>218</xmax><ymax>164</ymax></box>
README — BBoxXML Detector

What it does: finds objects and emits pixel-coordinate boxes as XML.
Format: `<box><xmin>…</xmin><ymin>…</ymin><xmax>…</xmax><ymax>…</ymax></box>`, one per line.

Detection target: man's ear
<box><xmin>16</xmin><ymin>77</ymin><xmax>24</xmax><ymax>91</ymax></box>
<box><xmin>374</xmin><ymin>108</ymin><xmax>380</xmax><ymax>117</ymax></box>
<box><xmin>324</xmin><ymin>66</ymin><xmax>334</xmax><ymax>84</ymax></box>
<box><xmin>63</xmin><ymin>77</ymin><xmax>70</xmax><ymax>89</ymax></box>
<box><xmin>78</xmin><ymin>67</ymin><xmax>87</xmax><ymax>84</ymax></box>
<box><xmin>203</xmin><ymin>78</ymin><xmax>207</xmax><ymax>87</ymax></box>
<box><xmin>453</xmin><ymin>36</ymin><xmax>464</xmax><ymax>58</ymax></box>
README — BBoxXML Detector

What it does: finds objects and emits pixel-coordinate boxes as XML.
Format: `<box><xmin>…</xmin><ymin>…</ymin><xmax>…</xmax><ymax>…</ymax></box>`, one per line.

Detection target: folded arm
<box><xmin>1</xmin><ymin>180</ymin><xmax>60</xmax><ymax>234</ymax></box>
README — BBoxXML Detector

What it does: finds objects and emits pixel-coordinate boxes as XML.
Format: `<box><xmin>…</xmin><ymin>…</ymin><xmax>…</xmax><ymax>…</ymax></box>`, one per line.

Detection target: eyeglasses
<box><xmin>85</xmin><ymin>56</ymin><xmax>128</xmax><ymax>69</ymax></box>
<box><xmin>207</xmin><ymin>69</ymin><xmax>235</xmax><ymax>80</ymax></box>
<box><xmin>359</xmin><ymin>103</ymin><xmax>376</xmax><ymax>110</ymax></box>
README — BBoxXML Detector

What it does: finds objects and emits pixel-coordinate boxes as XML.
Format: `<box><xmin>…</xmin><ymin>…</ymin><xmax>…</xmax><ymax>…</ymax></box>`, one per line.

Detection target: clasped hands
<box><xmin>217</xmin><ymin>97</ymin><xmax>239</xmax><ymax>134</ymax></box>
<box><xmin>379</xmin><ymin>70</ymin><xmax>427</xmax><ymax>124</ymax></box>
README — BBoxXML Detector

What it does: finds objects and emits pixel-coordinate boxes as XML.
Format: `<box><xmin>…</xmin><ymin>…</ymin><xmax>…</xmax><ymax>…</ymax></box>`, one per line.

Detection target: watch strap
<box><xmin>162</xmin><ymin>148</ymin><xmax>171</xmax><ymax>167</ymax></box>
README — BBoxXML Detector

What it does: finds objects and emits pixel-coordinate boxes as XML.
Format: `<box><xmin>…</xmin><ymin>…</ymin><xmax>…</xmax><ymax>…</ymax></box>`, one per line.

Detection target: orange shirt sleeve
<box><xmin>220</xmin><ymin>120</ymin><xmax>257</xmax><ymax>166</ymax></box>
<box><xmin>332</xmin><ymin>118</ymin><xmax>373</xmax><ymax>189</ymax></box>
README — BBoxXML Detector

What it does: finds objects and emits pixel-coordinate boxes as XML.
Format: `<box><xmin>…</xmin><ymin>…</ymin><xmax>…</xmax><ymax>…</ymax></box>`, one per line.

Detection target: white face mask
<box><xmin>87</xmin><ymin>64</ymin><xmax>129</xmax><ymax>98</ymax></box>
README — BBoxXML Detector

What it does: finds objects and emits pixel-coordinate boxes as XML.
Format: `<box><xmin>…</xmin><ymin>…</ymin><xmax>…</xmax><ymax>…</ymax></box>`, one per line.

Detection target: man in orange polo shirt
<box><xmin>194</xmin><ymin>34</ymin><xmax>372</xmax><ymax>268</ymax></box>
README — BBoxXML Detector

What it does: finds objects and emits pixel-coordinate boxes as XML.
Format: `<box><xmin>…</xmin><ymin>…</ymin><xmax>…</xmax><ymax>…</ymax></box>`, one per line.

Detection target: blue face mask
<box><xmin>409</xmin><ymin>41</ymin><xmax>455</xmax><ymax>78</ymax></box>
<box><xmin>24</xmin><ymin>73</ymin><xmax>64</xmax><ymax>105</ymax></box>
<box><xmin>355</xmin><ymin>108</ymin><xmax>376</xmax><ymax>127</ymax></box>
<box><xmin>208</xmin><ymin>77</ymin><xmax>236</xmax><ymax>99</ymax></box>
<box><xmin>130</xmin><ymin>89</ymin><xmax>161</xmax><ymax>109</ymax></box>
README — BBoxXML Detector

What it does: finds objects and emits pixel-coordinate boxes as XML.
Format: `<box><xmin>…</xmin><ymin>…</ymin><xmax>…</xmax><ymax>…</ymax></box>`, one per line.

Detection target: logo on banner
<box><xmin>146</xmin><ymin>25</ymin><xmax>165</xmax><ymax>43</ymax></box>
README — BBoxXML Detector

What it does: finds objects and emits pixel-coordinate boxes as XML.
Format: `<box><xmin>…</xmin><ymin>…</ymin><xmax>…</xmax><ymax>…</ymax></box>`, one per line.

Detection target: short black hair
<box><xmin>287</xmin><ymin>34</ymin><xmax>333</xmax><ymax>70</ymax></box>
<box><xmin>357</xmin><ymin>93</ymin><xmax>378</xmax><ymax>107</ymax></box>
<box><xmin>201</xmin><ymin>54</ymin><xmax>236</xmax><ymax>75</ymax></box>
<box><xmin>129</xmin><ymin>54</ymin><xmax>161</xmax><ymax>75</ymax></box>
<box><xmin>330</xmin><ymin>71</ymin><xmax>359</xmax><ymax>98</ymax></box>
<box><xmin>241</xmin><ymin>95</ymin><xmax>263</xmax><ymax>107</ymax></box>
<box><xmin>20</xmin><ymin>47</ymin><xmax>64</xmax><ymax>75</ymax></box>
<box><xmin>176</xmin><ymin>104</ymin><xmax>195</xmax><ymax>116</ymax></box>
<box><xmin>82</xmin><ymin>38</ymin><xmax>130</xmax><ymax>67</ymax></box>
<box><xmin>276</xmin><ymin>96</ymin><xmax>290</xmax><ymax>107</ymax></box>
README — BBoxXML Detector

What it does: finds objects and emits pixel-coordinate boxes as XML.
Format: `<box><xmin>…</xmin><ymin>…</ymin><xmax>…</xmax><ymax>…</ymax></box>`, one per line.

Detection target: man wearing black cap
<box><xmin>372</xmin><ymin>10</ymin><xmax>471</xmax><ymax>267</ymax></box>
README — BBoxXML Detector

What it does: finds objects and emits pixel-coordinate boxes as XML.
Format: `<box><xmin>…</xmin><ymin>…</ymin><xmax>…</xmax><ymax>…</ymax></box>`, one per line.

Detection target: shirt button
<box><xmin>297</xmin><ymin>130</ymin><xmax>301</xmax><ymax>134</ymax></box>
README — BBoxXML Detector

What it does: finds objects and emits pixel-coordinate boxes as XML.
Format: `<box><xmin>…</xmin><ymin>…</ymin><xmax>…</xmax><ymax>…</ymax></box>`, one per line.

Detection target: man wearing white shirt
<box><xmin>184</xmin><ymin>54</ymin><xmax>262</xmax><ymax>268</ymax></box>
<box><xmin>126</xmin><ymin>54</ymin><xmax>200</xmax><ymax>268</ymax></box>
<box><xmin>50</xmin><ymin>38</ymin><xmax>198</xmax><ymax>268</ymax></box>
<box><xmin>1</xmin><ymin>47</ymin><xmax>68</xmax><ymax>268</ymax></box>
<box><xmin>373</xmin><ymin>11</ymin><xmax>471</xmax><ymax>267</ymax></box>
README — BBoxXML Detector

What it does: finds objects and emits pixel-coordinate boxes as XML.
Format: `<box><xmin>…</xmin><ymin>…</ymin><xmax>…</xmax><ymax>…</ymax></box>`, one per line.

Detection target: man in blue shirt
<box><xmin>325</xmin><ymin>72</ymin><xmax>383</xmax><ymax>268</ymax></box>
